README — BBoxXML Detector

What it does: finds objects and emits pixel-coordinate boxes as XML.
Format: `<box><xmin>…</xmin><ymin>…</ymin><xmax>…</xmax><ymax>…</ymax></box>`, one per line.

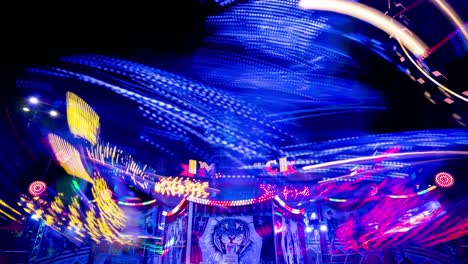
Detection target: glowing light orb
<box><xmin>434</xmin><ymin>172</ymin><xmax>454</xmax><ymax>188</ymax></box>
<box><xmin>28</xmin><ymin>181</ymin><xmax>47</xmax><ymax>196</ymax></box>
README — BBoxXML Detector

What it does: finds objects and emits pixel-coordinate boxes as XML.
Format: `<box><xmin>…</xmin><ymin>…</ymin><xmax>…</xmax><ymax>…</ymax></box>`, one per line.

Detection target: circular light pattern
<box><xmin>28</xmin><ymin>181</ymin><xmax>47</xmax><ymax>196</ymax></box>
<box><xmin>434</xmin><ymin>172</ymin><xmax>454</xmax><ymax>188</ymax></box>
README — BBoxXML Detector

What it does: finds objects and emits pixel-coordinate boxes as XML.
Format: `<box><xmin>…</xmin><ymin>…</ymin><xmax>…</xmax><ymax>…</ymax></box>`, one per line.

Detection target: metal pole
<box><xmin>271</xmin><ymin>200</ymin><xmax>278</xmax><ymax>263</ymax></box>
<box><xmin>185</xmin><ymin>201</ymin><xmax>193</xmax><ymax>264</ymax></box>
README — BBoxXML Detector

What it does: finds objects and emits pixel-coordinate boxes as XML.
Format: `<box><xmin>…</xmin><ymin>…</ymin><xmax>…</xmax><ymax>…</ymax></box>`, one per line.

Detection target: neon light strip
<box><xmin>416</xmin><ymin>185</ymin><xmax>437</xmax><ymax>195</ymax></box>
<box><xmin>187</xmin><ymin>193</ymin><xmax>275</xmax><ymax>207</ymax></box>
<box><xmin>48</xmin><ymin>134</ymin><xmax>94</xmax><ymax>183</ymax></box>
<box><xmin>120</xmin><ymin>234</ymin><xmax>162</xmax><ymax>240</ymax></box>
<box><xmin>117</xmin><ymin>199</ymin><xmax>157</xmax><ymax>206</ymax></box>
<box><xmin>274</xmin><ymin>196</ymin><xmax>305</xmax><ymax>215</ymax></box>
<box><xmin>387</xmin><ymin>194</ymin><xmax>409</xmax><ymax>199</ymax></box>
<box><xmin>66</xmin><ymin>92</ymin><xmax>100</xmax><ymax>145</ymax></box>
<box><xmin>327</xmin><ymin>198</ymin><xmax>347</xmax><ymax>203</ymax></box>
<box><xmin>387</xmin><ymin>186</ymin><xmax>437</xmax><ymax>199</ymax></box>
<box><xmin>326</xmin><ymin>186</ymin><xmax>437</xmax><ymax>201</ymax></box>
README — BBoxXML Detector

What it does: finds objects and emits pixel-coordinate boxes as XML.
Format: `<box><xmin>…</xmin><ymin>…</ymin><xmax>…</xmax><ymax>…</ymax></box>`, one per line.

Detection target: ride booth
<box><xmin>161</xmin><ymin>198</ymin><xmax>308</xmax><ymax>264</ymax></box>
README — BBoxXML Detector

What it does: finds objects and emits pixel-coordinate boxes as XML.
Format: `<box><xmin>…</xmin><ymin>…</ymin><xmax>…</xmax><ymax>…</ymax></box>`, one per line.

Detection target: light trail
<box><xmin>302</xmin><ymin>150</ymin><xmax>468</xmax><ymax>171</ymax></box>
<box><xmin>299</xmin><ymin>0</ymin><xmax>429</xmax><ymax>57</ymax></box>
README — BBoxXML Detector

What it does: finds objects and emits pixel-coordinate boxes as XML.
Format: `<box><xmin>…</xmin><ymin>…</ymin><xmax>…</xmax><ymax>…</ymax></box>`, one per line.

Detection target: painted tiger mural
<box><xmin>200</xmin><ymin>217</ymin><xmax>262</xmax><ymax>264</ymax></box>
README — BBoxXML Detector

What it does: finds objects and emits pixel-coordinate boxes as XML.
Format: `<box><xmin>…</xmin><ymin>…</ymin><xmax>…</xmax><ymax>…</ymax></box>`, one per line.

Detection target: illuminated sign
<box><xmin>180</xmin><ymin>157</ymin><xmax>296</xmax><ymax>178</ymax></box>
<box><xmin>180</xmin><ymin>160</ymin><xmax>216</xmax><ymax>177</ymax></box>
<box><xmin>263</xmin><ymin>157</ymin><xmax>296</xmax><ymax>176</ymax></box>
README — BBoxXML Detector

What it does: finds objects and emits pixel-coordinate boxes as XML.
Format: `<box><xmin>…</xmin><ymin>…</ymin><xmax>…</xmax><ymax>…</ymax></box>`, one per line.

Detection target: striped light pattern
<box><xmin>187</xmin><ymin>192</ymin><xmax>275</xmax><ymax>207</ymax></box>
<box><xmin>387</xmin><ymin>185</ymin><xmax>438</xmax><ymax>199</ymax></box>
<box><xmin>48</xmin><ymin>134</ymin><xmax>93</xmax><ymax>183</ymax></box>
<box><xmin>51</xmin><ymin>57</ymin><xmax>289</xmax><ymax>161</ymax></box>
<box><xmin>196</xmin><ymin>0</ymin><xmax>384</xmax><ymax>111</ymax></box>
<box><xmin>86</xmin><ymin>142</ymin><xmax>156</xmax><ymax>190</ymax></box>
<box><xmin>274</xmin><ymin>196</ymin><xmax>305</xmax><ymax>214</ymax></box>
<box><xmin>162</xmin><ymin>198</ymin><xmax>187</xmax><ymax>217</ymax></box>
<box><xmin>117</xmin><ymin>199</ymin><xmax>157</xmax><ymax>207</ymax></box>
<box><xmin>66</xmin><ymin>92</ymin><xmax>100</xmax><ymax>145</ymax></box>
<box><xmin>280</xmin><ymin>130</ymin><xmax>468</xmax><ymax>181</ymax></box>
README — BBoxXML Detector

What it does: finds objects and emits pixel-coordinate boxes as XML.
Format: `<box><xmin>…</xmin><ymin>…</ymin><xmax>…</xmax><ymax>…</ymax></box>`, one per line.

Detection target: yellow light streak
<box><xmin>0</xmin><ymin>208</ymin><xmax>20</xmax><ymax>222</ymax></box>
<box><xmin>91</xmin><ymin>176</ymin><xmax>126</xmax><ymax>229</ymax></box>
<box><xmin>0</xmin><ymin>199</ymin><xmax>22</xmax><ymax>216</ymax></box>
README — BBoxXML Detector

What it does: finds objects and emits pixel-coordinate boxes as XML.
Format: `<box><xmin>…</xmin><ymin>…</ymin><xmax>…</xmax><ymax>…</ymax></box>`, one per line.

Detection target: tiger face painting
<box><xmin>213</xmin><ymin>218</ymin><xmax>252</xmax><ymax>256</ymax></box>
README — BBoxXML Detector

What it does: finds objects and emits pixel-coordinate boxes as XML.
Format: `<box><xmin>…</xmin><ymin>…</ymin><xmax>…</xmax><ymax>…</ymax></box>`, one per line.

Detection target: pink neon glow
<box><xmin>28</xmin><ymin>181</ymin><xmax>47</xmax><ymax>196</ymax></box>
<box><xmin>434</xmin><ymin>172</ymin><xmax>454</xmax><ymax>188</ymax></box>
<box><xmin>332</xmin><ymin>177</ymin><xmax>468</xmax><ymax>251</ymax></box>
<box><xmin>280</xmin><ymin>186</ymin><xmax>310</xmax><ymax>200</ymax></box>
<box><xmin>179</xmin><ymin>163</ymin><xmax>195</xmax><ymax>177</ymax></box>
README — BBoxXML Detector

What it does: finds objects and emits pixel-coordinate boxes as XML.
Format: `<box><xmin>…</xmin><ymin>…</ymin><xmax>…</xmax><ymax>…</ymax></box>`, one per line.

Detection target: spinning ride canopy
<box><xmin>4</xmin><ymin>0</ymin><xmax>468</xmax><ymax>250</ymax></box>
